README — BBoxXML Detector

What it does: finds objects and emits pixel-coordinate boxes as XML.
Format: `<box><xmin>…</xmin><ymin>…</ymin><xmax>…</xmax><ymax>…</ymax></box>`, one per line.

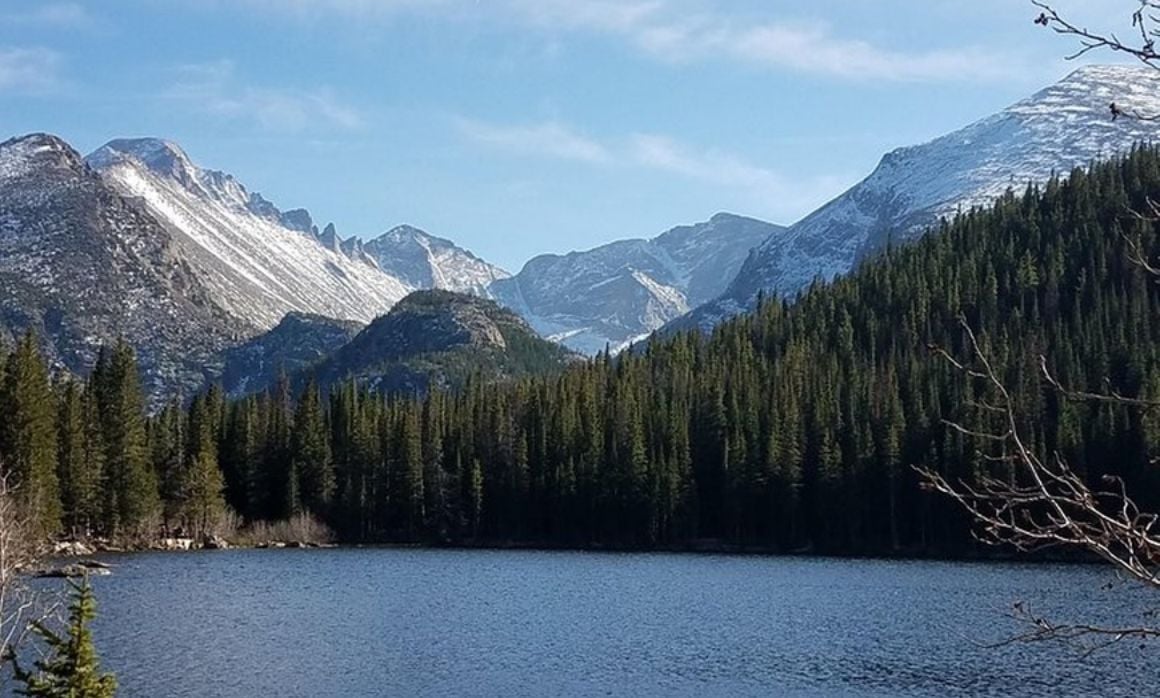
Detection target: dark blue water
<box><xmin>69</xmin><ymin>549</ymin><xmax>1159</xmax><ymax>696</ymax></box>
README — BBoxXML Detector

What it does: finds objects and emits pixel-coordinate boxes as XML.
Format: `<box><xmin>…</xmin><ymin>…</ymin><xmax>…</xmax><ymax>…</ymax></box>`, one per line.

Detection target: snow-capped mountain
<box><xmin>0</xmin><ymin>134</ymin><xmax>246</xmax><ymax>401</ymax></box>
<box><xmin>86</xmin><ymin>138</ymin><xmax>412</xmax><ymax>329</ymax></box>
<box><xmin>683</xmin><ymin>65</ymin><xmax>1160</xmax><ymax>328</ymax></box>
<box><xmin>489</xmin><ymin>213</ymin><xmax>782</xmax><ymax>353</ymax></box>
<box><xmin>364</xmin><ymin>224</ymin><xmax>509</xmax><ymax>297</ymax></box>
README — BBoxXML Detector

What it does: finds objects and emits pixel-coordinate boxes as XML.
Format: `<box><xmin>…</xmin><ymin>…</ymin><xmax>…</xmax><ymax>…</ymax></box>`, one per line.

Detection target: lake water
<box><xmin>65</xmin><ymin>549</ymin><xmax>1159</xmax><ymax>696</ymax></box>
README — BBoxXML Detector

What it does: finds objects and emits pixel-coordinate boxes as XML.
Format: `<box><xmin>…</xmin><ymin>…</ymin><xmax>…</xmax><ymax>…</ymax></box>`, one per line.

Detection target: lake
<box><xmin>68</xmin><ymin>549</ymin><xmax>1158</xmax><ymax>696</ymax></box>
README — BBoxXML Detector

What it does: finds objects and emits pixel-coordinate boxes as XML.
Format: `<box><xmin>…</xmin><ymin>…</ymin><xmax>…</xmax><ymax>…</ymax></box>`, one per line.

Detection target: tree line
<box><xmin>4</xmin><ymin>147</ymin><xmax>1160</xmax><ymax>554</ymax></box>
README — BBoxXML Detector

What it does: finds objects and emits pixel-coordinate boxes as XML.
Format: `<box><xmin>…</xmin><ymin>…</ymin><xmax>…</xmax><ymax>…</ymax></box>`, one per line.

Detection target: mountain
<box><xmin>218</xmin><ymin>312</ymin><xmax>363</xmax><ymax>398</ymax></box>
<box><xmin>309</xmin><ymin>290</ymin><xmax>576</xmax><ymax>394</ymax></box>
<box><xmin>489</xmin><ymin>213</ymin><xmax>781</xmax><ymax>354</ymax></box>
<box><xmin>86</xmin><ymin>138</ymin><xmax>412</xmax><ymax>329</ymax></box>
<box><xmin>681</xmin><ymin>64</ymin><xmax>1160</xmax><ymax>329</ymax></box>
<box><xmin>0</xmin><ymin>133</ymin><xmax>246</xmax><ymax>400</ymax></box>
<box><xmin>363</xmin><ymin>224</ymin><xmax>509</xmax><ymax>296</ymax></box>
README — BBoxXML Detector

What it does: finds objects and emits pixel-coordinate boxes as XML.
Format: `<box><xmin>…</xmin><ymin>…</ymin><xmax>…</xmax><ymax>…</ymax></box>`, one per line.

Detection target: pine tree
<box><xmin>0</xmin><ymin>332</ymin><xmax>61</xmax><ymax>537</ymax></box>
<box><xmin>180</xmin><ymin>395</ymin><xmax>228</xmax><ymax>537</ymax></box>
<box><xmin>93</xmin><ymin>341</ymin><xmax>159</xmax><ymax>537</ymax></box>
<box><xmin>10</xmin><ymin>577</ymin><xmax>117</xmax><ymax>697</ymax></box>
<box><xmin>291</xmin><ymin>379</ymin><xmax>333</xmax><ymax>517</ymax></box>
<box><xmin>56</xmin><ymin>381</ymin><xmax>97</xmax><ymax>537</ymax></box>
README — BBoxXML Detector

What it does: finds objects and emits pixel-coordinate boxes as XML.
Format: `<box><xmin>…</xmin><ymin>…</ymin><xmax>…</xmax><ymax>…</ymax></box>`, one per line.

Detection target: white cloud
<box><xmin>626</xmin><ymin>133</ymin><xmax>848</xmax><ymax>214</ymax></box>
<box><xmin>455</xmin><ymin>118</ymin><xmax>612</xmax><ymax>164</ymax></box>
<box><xmin>165</xmin><ymin>60</ymin><xmax>363</xmax><ymax>132</ymax></box>
<box><xmin>647</xmin><ymin>19</ymin><xmax>1013</xmax><ymax>82</ymax></box>
<box><xmin>502</xmin><ymin>0</ymin><xmax>664</xmax><ymax>33</ymax></box>
<box><xmin>3</xmin><ymin>2</ymin><xmax>94</xmax><ymax>27</ymax></box>
<box><xmin>185</xmin><ymin>0</ymin><xmax>1020</xmax><ymax>83</ymax></box>
<box><xmin>0</xmin><ymin>47</ymin><xmax>62</xmax><ymax>93</ymax></box>
<box><xmin>457</xmin><ymin>117</ymin><xmax>850</xmax><ymax>221</ymax></box>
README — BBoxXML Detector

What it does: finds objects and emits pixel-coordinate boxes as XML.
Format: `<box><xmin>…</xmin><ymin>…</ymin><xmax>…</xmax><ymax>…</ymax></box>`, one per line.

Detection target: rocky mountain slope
<box><xmin>364</xmin><ymin>224</ymin><xmax>509</xmax><ymax>297</ymax></box>
<box><xmin>0</xmin><ymin>133</ymin><xmax>246</xmax><ymax>401</ymax></box>
<box><xmin>309</xmin><ymin>290</ymin><xmax>576</xmax><ymax>394</ymax></box>
<box><xmin>86</xmin><ymin>138</ymin><xmax>412</xmax><ymax>329</ymax></box>
<box><xmin>489</xmin><ymin>213</ymin><xmax>781</xmax><ymax>353</ymax></box>
<box><xmin>218</xmin><ymin>313</ymin><xmax>364</xmax><ymax>398</ymax></box>
<box><xmin>681</xmin><ymin>64</ymin><xmax>1160</xmax><ymax>329</ymax></box>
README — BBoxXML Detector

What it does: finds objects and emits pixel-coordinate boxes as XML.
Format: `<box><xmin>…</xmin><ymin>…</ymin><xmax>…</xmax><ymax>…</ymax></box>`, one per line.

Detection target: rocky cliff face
<box><xmin>0</xmin><ymin>134</ymin><xmax>246</xmax><ymax>403</ymax></box>
<box><xmin>218</xmin><ymin>312</ymin><xmax>364</xmax><ymax>398</ymax></box>
<box><xmin>364</xmin><ymin>225</ymin><xmax>509</xmax><ymax>297</ymax></box>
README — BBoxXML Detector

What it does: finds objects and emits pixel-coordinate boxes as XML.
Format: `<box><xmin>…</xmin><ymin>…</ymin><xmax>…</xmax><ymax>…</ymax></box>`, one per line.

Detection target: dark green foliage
<box><xmin>6</xmin><ymin>149</ymin><xmax>1160</xmax><ymax>555</ymax></box>
<box><xmin>0</xmin><ymin>332</ymin><xmax>61</xmax><ymax>536</ymax></box>
<box><xmin>291</xmin><ymin>380</ymin><xmax>333</xmax><ymax>517</ymax></box>
<box><xmin>178</xmin><ymin>393</ymin><xmax>227</xmax><ymax>536</ymax></box>
<box><xmin>307</xmin><ymin>289</ymin><xmax>575</xmax><ymax>395</ymax></box>
<box><xmin>56</xmin><ymin>380</ymin><xmax>98</xmax><ymax>537</ymax></box>
<box><xmin>9</xmin><ymin>577</ymin><xmax>117</xmax><ymax>697</ymax></box>
<box><xmin>91</xmin><ymin>341</ymin><xmax>159</xmax><ymax>536</ymax></box>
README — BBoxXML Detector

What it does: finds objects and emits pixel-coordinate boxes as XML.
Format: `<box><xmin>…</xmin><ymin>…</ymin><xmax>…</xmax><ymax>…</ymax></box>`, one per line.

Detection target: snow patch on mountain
<box><xmin>87</xmin><ymin>138</ymin><xmax>411</xmax><ymax>329</ymax></box>
<box><xmin>364</xmin><ymin>225</ymin><xmax>509</xmax><ymax>297</ymax></box>
<box><xmin>687</xmin><ymin>65</ymin><xmax>1160</xmax><ymax>330</ymax></box>
<box><xmin>489</xmin><ymin>213</ymin><xmax>781</xmax><ymax>353</ymax></box>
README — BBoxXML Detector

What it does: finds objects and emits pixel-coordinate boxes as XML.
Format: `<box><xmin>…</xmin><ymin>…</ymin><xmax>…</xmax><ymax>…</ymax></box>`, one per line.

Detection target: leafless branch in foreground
<box><xmin>916</xmin><ymin>318</ymin><xmax>1160</xmax><ymax>651</ymax></box>
<box><xmin>1033</xmin><ymin>1</ymin><xmax>1160</xmax><ymax>121</ymax></box>
<box><xmin>0</xmin><ymin>472</ymin><xmax>38</xmax><ymax>664</ymax></box>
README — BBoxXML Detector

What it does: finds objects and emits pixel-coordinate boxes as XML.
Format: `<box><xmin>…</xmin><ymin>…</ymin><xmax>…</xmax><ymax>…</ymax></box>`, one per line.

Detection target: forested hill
<box><xmin>4</xmin><ymin>148</ymin><xmax>1160</xmax><ymax>555</ymax></box>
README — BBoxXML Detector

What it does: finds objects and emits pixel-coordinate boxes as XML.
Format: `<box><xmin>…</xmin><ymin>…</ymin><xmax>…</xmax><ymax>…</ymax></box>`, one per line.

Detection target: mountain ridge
<box><xmin>489</xmin><ymin>212</ymin><xmax>782</xmax><ymax>353</ymax></box>
<box><xmin>677</xmin><ymin>64</ymin><xmax>1160</xmax><ymax>331</ymax></box>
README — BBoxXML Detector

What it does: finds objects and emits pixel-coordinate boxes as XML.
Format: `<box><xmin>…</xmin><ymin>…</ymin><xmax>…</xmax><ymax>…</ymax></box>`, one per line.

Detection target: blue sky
<box><xmin>0</xmin><ymin>0</ymin><xmax>1130</xmax><ymax>271</ymax></box>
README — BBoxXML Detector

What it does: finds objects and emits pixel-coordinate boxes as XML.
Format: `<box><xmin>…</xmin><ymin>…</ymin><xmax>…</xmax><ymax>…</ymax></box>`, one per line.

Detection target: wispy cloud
<box><xmin>502</xmin><ymin>0</ymin><xmax>664</xmax><ymax>33</ymax></box>
<box><xmin>165</xmin><ymin>60</ymin><xmax>363</xmax><ymax>132</ymax></box>
<box><xmin>635</xmin><ymin>17</ymin><xmax>1014</xmax><ymax>82</ymax></box>
<box><xmin>455</xmin><ymin>118</ymin><xmax>612</xmax><ymax>164</ymax></box>
<box><xmin>626</xmin><ymin>133</ymin><xmax>850</xmax><ymax>213</ymax></box>
<box><xmin>2</xmin><ymin>2</ymin><xmax>95</xmax><ymax>27</ymax></box>
<box><xmin>0</xmin><ymin>47</ymin><xmax>63</xmax><ymax>93</ymax></box>
<box><xmin>204</xmin><ymin>0</ymin><xmax>1021</xmax><ymax>83</ymax></box>
<box><xmin>457</xmin><ymin>117</ymin><xmax>850</xmax><ymax>220</ymax></box>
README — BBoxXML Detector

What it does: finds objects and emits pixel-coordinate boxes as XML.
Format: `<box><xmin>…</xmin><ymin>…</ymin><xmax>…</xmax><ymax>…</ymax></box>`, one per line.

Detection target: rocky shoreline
<box><xmin>28</xmin><ymin>537</ymin><xmax>339</xmax><ymax>578</ymax></box>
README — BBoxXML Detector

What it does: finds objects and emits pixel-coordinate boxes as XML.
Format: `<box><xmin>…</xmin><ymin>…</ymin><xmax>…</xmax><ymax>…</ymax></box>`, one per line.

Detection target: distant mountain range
<box><xmin>675</xmin><ymin>64</ymin><xmax>1160</xmax><ymax>331</ymax></box>
<box><xmin>2</xmin><ymin>65</ymin><xmax>1158</xmax><ymax>402</ymax></box>
<box><xmin>490</xmin><ymin>213</ymin><xmax>781</xmax><ymax>353</ymax></box>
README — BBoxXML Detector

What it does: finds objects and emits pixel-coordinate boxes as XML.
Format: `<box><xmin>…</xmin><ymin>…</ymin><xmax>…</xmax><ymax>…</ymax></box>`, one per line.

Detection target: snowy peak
<box><xmin>0</xmin><ymin>133</ymin><xmax>85</xmax><ymax>182</ymax></box>
<box><xmin>85</xmin><ymin>135</ymin><xmax>412</xmax><ymax>329</ymax></box>
<box><xmin>711</xmin><ymin>64</ymin><xmax>1160</xmax><ymax>314</ymax></box>
<box><xmin>88</xmin><ymin>137</ymin><xmax>197</xmax><ymax>182</ymax></box>
<box><xmin>489</xmin><ymin>213</ymin><xmax>781</xmax><ymax>354</ymax></box>
<box><xmin>364</xmin><ymin>224</ymin><xmax>509</xmax><ymax>296</ymax></box>
<box><xmin>0</xmin><ymin>131</ymin><xmax>247</xmax><ymax>403</ymax></box>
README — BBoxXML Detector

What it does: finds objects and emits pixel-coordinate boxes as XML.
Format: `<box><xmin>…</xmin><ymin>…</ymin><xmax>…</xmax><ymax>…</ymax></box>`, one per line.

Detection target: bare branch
<box><xmin>917</xmin><ymin>315</ymin><xmax>1160</xmax><ymax>649</ymax></box>
<box><xmin>1033</xmin><ymin>1</ymin><xmax>1160</xmax><ymax>121</ymax></box>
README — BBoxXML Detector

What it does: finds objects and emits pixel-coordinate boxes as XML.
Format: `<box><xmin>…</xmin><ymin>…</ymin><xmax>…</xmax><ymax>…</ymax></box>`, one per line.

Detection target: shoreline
<box><xmin>49</xmin><ymin>537</ymin><xmax>1104</xmax><ymax>569</ymax></box>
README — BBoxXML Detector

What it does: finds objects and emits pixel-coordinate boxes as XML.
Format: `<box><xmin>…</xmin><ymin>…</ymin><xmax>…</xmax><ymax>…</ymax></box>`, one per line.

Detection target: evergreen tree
<box><xmin>291</xmin><ymin>379</ymin><xmax>333</xmax><ymax>517</ymax></box>
<box><xmin>0</xmin><ymin>332</ymin><xmax>61</xmax><ymax>536</ymax></box>
<box><xmin>56</xmin><ymin>381</ymin><xmax>97</xmax><ymax>537</ymax></box>
<box><xmin>92</xmin><ymin>341</ymin><xmax>159</xmax><ymax>536</ymax></box>
<box><xmin>10</xmin><ymin>577</ymin><xmax>117</xmax><ymax>698</ymax></box>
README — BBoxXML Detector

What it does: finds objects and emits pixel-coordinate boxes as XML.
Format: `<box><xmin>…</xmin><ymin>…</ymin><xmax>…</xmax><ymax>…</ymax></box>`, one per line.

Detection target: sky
<box><xmin>0</xmin><ymin>0</ymin><xmax>1137</xmax><ymax>271</ymax></box>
